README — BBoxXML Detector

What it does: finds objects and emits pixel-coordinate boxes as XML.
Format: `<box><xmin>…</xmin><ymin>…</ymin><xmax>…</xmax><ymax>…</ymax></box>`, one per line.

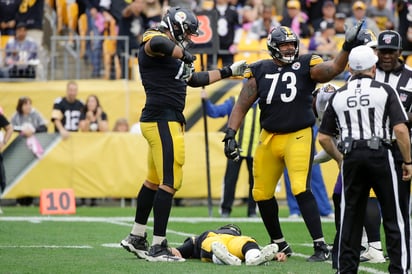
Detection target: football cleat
<box><xmin>120</xmin><ymin>233</ymin><xmax>149</xmax><ymax>259</ymax></box>
<box><xmin>307</xmin><ymin>241</ymin><xmax>330</xmax><ymax>262</ymax></box>
<box><xmin>360</xmin><ymin>246</ymin><xmax>386</xmax><ymax>263</ymax></box>
<box><xmin>246</xmin><ymin>243</ymin><xmax>278</xmax><ymax>266</ymax></box>
<box><xmin>277</xmin><ymin>241</ymin><xmax>293</xmax><ymax>257</ymax></box>
<box><xmin>146</xmin><ymin>239</ymin><xmax>185</xmax><ymax>262</ymax></box>
<box><xmin>211</xmin><ymin>241</ymin><xmax>241</xmax><ymax>266</ymax></box>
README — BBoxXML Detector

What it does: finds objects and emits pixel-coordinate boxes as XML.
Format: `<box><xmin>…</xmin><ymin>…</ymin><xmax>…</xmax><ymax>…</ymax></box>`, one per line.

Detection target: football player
<box><xmin>120</xmin><ymin>7</ymin><xmax>247</xmax><ymax>262</ymax></box>
<box><xmin>170</xmin><ymin>224</ymin><xmax>287</xmax><ymax>265</ymax></box>
<box><xmin>222</xmin><ymin>22</ymin><xmax>365</xmax><ymax>262</ymax></box>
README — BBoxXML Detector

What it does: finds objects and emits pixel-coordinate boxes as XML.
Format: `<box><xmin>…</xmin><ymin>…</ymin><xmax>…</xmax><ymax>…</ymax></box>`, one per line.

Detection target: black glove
<box><xmin>181</xmin><ymin>50</ymin><xmax>196</xmax><ymax>64</ymax></box>
<box><xmin>223</xmin><ymin>128</ymin><xmax>240</xmax><ymax>161</ymax></box>
<box><xmin>342</xmin><ymin>19</ymin><xmax>365</xmax><ymax>51</ymax></box>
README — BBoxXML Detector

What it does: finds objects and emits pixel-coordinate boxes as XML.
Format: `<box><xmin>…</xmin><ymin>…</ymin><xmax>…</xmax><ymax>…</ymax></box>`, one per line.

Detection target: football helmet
<box><xmin>267</xmin><ymin>26</ymin><xmax>300</xmax><ymax>64</ymax></box>
<box><xmin>218</xmin><ymin>224</ymin><xmax>242</xmax><ymax>235</ymax></box>
<box><xmin>357</xmin><ymin>29</ymin><xmax>377</xmax><ymax>49</ymax></box>
<box><xmin>160</xmin><ymin>7</ymin><xmax>199</xmax><ymax>46</ymax></box>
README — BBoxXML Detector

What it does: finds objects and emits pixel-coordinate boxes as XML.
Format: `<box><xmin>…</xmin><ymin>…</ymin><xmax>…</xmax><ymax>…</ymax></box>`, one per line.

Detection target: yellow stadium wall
<box><xmin>0</xmin><ymin>80</ymin><xmax>340</xmax><ymax>200</ymax></box>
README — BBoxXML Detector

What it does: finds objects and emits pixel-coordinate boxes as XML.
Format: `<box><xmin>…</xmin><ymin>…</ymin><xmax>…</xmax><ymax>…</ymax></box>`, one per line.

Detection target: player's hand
<box><xmin>229</xmin><ymin>60</ymin><xmax>247</xmax><ymax>77</ymax></box>
<box><xmin>342</xmin><ymin>19</ymin><xmax>365</xmax><ymax>51</ymax></box>
<box><xmin>223</xmin><ymin>128</ymin><xmax>240</xmax><ymax>161</ymax></box>
<box><xmin>181</xmin><ymin>50</ymin><xmax>196</xmax><ymax>64</ymax></box>
<box><xmin>181</xmin><ymin>63</ymin><xmax>194</xmax><ymax>81</ymax></box>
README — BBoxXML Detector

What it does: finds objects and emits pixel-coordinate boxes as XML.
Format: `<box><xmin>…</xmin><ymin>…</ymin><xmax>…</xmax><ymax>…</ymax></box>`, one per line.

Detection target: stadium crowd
<box><xmin>0</xmin><ymin>0</ymin><xmax>411</xmax><ymax>80</ymax></box>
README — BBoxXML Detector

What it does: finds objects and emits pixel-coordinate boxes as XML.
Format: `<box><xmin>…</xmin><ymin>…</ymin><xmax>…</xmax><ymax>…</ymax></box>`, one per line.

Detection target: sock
<box><xmin>131</xmin><ymin>223</ymin><xmax>146</xmax><ymax>237</ymax></box>
<box><xmin>134</xmin><ymin>184</ymin><xmax>157</xmax><ymax>224</ymax></box>
<box><xmin>257</xmin><ymin>197</ymin><xmax>283</xmax><ymax>240</ymax></box>
<box><xmin>296</xmin><ymin>190</ymin><xmax>323</xmax><ymax>240</ymax></box>
<box><xmin>152</xmin><ymin>188</ymin><xmax>173</xmax><ymax>237</ymax></box>
<box><xmin>152</xmin><ymin>235</ymin><xmax>166</xmax><ymax>246</ymax></box>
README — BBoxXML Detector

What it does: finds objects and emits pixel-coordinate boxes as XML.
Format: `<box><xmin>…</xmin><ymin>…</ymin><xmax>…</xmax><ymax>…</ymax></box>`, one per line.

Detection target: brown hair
<box><xmin>16</xmin><ymin>96</ymin><xmax>32</xmax><ymax>114</ymax></box>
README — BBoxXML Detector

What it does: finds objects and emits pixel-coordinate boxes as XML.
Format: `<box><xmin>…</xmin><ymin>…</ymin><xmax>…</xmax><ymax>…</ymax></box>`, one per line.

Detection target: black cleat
<box><xmin>120</xmin><ymin>233</ymin><xmax>149</xmax><ymax>259</ymax></box>
<box><xmin>307</xmin><ymin>241</ymin><xmax>330</xmax><ymax>262</ymax></box>
<box><xmin>277</xmin><ymin>241</ymin><xmax>293</xmax><ymax>257</ymax></box>
<box><xmin>146</xmin><ymin>239</ymin><xmax>185</xmax><ymax>262</ymax></box>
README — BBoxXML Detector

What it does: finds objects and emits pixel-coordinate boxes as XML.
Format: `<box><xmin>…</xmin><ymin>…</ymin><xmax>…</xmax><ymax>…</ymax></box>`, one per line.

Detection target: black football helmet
<box><xmin>218</xmin><ymin>224</ymin><xmax>242</xmax><ymax>235</ymax></box>
<box><xmin>267</xmin><ymin>26</ymin><xmax>300</xmax><ymax>64</ymax></box>
<box><xmin>160</xmin><ymin>7</ymin><xmax>199</xmax><ymax>46</ymax></box>
<box><xmin>357</xmin><ymin>29</ymin><xmax>377</xmax><ymax>48</ymax></box>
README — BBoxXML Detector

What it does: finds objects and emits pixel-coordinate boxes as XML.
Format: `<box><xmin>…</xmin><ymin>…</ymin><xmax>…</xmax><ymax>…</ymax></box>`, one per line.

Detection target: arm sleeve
<box><xmin>149</xmin><ymin>35</ymin><xmax>176</xmax><ymax>56</ymax></box>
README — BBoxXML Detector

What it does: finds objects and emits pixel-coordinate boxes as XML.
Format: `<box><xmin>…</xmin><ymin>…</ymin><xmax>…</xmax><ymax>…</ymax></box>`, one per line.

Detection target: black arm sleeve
<box><xmin>186</xmin><ymin>71</ymin><xmax>210</xmax><ymax>87</ymax></box>
<box><xmin>149</xmin><ymin>35</ymin><xmax>176</xmax><ymax>56</ymax></box>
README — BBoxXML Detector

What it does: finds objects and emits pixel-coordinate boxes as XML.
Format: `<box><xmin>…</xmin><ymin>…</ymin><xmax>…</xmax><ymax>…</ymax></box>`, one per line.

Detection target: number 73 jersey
<box><xmin>245</xmin><ymin>54</ymin><xmax>320</xmax><ymax>133</ymax></box>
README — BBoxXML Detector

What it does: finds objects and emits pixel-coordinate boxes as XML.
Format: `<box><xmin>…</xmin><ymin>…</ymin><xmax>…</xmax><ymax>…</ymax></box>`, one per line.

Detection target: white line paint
<box><xmin>0</xmin><ymin>216</ymin><xmax>384</xmax><ymax>274</ymax></box>
<box><xmin>0</xmin><ymin>245</ymin><xmax>92</xmax><ymax>249</ymax></box>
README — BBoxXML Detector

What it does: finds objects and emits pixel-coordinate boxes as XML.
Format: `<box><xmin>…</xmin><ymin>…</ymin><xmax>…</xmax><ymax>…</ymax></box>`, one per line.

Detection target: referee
<box><xmin>318</xmin><ymin>45</ymin><xmax>412</xmax><ymax>274</ymax></box>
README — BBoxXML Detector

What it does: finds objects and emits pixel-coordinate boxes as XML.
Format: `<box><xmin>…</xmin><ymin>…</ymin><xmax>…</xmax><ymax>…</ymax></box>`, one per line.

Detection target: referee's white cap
<box><xmin>348</xmin><ymin>45</ymin><xmax>378</xmax><ymax>70</ymax></box>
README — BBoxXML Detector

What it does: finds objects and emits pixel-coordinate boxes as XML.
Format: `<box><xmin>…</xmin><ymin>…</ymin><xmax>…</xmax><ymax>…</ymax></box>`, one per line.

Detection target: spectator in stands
<box><xmin>116</xmin><ymin>0</ymin><xmax>146</xmax><ymax>79</ymax></box>
<box><xmin>0</xmin><ymin>0</ymin><xmax>20</xmax><ymax>36</ymax></box>
<box><xmin>367</xmin><ymin>0</ymin><xmax>395</xmax><ymax>31</ymax></box>
<box><xmin>143</xmin><ymin>0</ymin><xmax>162</xmax><ymax>29</ymax></box>
<box><xmin>241</xmin><ymin>0</ymin><xmax>264</xmax><ymax>29</ymax></box>
<box><xmin>79</xmin><ymin>94</ymin><xmax>109</xmax><ymax>132</ymax></box>
<box><xmin>207</xmin><ymin>0</ymin><xmax>242</xmax><ymax>70</ymax></box>
<box><xmin>16</xmin><ymin>0</ymin><xmax>46</xmax><ymax>80</ymax></box>
<box><xmin>247</xmin><ymin>4</ymin><xmax>279</xmax><ymax>40</ymax></box>
<box><xmin>308</xmin><ymin>20</ymin><xmax>338</xmax><ymax>59</ymax></box>
<box><xmin>280</xmin><ymin>0</ymin><xmax>311</xmax><ymax>38</ymax></box>
<box><xmin>344</xmin><ymin>1</ymin><xmax>380</xmax><ymax>38</ymax></box>
<box><xmin>302</xmin><ymin>0</ymin><xmax>332</xmax><ymax>31</ymax></box>
<box><xmin>397</xmin><ymin>0</ymin><xmax>412</xmax><ymax>61</ymax></box>
<box><xmin>112</xmin><ymin>117</ymin><xmax>129</xmax><ymax>132</ymax></box>
<box><xmin>312</xmin><ymin>0</ymin><xmax>336</xmax><ymax>33</ymax></box>
<box><xmin>334</xmin><ymin>12</ymin><xmax>346</xmax><ymax>35</ymax></box>
<box><xmin>80</xmin><ymin>0</ymin><xmax>104</xmax><ymax>78</ymax></box>
<box><xmin>0</xmin><ymin>111</ymin><xmax>13</xmax><ymax>199</ymax></box>
<box><xmin>4</xmin><ymin>22</ymin><xmax>39</xmax><ymax>79</ymax></box>
<box><xmin>51</xmin><ymin>80</ymin><xmax>84</xmax><ymax>139</ymax></box>
<box><xmin>11</xmin><ymin>96</ymin><xmax>48</xmax><ymax>135</ymax></box>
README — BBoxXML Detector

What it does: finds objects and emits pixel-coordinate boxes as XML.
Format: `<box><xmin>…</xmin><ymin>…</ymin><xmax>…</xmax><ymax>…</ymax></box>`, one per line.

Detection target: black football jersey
<box><xmin>138</xmin><ymin>30</ymin><xmax>187</xmax><ymax>123</ymax></box>
<box><xmin>52</xmin><ymin>97</ymin><xmax>84</xmax><ymax>132</ymax></box>
<box><xmin>246</xmin><ymin>54</ymin><xmax>320</xmax><ymax>133</ymax></box>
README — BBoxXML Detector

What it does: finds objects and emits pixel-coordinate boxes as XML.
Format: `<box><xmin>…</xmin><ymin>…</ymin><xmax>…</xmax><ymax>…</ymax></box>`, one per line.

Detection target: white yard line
<box><xmin>0</xmin><ymin>216</ymin><xmax>384</xmax><ymax>274</ymax></box>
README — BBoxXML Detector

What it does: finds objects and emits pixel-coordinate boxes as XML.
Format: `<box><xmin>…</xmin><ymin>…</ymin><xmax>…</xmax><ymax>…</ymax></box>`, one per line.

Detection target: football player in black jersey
<box><xmin>169</xmin><ymin>224</ymin><xmax>287</xmax><ymax>265</ymax></box>
<box><xmin>51</xmin><ymin>81</ymin><xmax>84</xmax><ymax>139</ymax></box>
<box><xmin>120</xmin><ymin>7</ymin><xmax>248</xmax><ymax>262</ymax></box>
<box><xmin>223</xmin><ymin>22</ymin><xmax>364</xmax><ymax>262</ymax></box>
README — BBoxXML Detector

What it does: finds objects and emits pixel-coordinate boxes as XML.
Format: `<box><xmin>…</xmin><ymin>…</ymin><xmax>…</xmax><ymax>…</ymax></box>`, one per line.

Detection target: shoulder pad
<box><xmin>142</xmin><ymin>30</ymin><xmax>169</xmax><ymax>43</ymax></box>
<box><xmin>310</xmin><ymin>54</ymin><xmax>324</xmax><ymax>67</ymax></box>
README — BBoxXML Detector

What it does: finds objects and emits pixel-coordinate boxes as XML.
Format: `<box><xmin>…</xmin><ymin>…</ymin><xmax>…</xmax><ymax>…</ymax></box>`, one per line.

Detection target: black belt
<box><xmin>352</xmin><ymin>139</ymin><xmax>392</xmax><ymax>149</ymax></box>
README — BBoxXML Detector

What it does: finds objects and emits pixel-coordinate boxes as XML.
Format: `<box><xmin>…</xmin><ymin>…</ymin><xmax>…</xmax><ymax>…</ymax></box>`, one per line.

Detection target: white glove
<box><xmin>230</xmin><ymin>60</ymin><xmax>247</xmax><ymax>77</ymax></box>
<box><xmin>181</xmin><ymin>63</ymin><xmax>194</xmax><ymax>81</ymax></box>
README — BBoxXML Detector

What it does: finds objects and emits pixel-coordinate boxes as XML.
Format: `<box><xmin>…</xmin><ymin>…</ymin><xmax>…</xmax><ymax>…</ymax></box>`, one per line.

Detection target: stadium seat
<box><xmin>103</xmin><ymin>18</ymin><xmax>120</xmax><ymax>79</ymax></box>
<box><xmin>78</xmin><ymin>14</ymin><xmax>88</xmax><ymax>58</ymax></box>
<box><xmin>234</xmin><ymin>30</ymin><xmax>262</xmax><ymax>64</ymax></box>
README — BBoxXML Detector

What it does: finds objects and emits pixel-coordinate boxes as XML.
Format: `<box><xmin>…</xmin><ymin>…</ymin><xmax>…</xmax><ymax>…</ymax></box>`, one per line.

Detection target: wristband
<box><xmin>219</xmin><ymin>66</ymin><xmax>232</xmax><ymax>79</ymax></box>
<box><xmin>404</xmin><ymin>161</ymin><xmax>412</xmax><ymax>165</ymax></box>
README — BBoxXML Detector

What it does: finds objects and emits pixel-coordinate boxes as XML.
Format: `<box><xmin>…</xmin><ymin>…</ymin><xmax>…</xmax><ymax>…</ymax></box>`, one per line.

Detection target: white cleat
<box><xmin>360</xmin><ymin>246</ymin><xmax>386</xmax><ymax>263</ymax></box>
<box><xmin>211</xmin><ymin>241</ymin><xmax>241</xmax><ymax>266</ymax></box>
<box><xmin>246</xmin><ymin>243</ymin><xmax>279</xmax><ymax>266</ymax></box>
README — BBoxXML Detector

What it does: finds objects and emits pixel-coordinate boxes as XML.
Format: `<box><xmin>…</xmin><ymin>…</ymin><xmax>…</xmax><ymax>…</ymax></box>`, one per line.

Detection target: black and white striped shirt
<box><xmin>319</xmin><ymin>75</ymin><xmax>408</xmax><ymax>141</ymax></box>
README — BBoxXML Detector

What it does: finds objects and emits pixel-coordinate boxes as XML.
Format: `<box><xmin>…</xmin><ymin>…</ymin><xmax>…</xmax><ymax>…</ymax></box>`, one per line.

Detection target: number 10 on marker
<box><xmin>39</xmin><ymin>189</ymin><xmax>76</xmax><ymax>215</ymax></box>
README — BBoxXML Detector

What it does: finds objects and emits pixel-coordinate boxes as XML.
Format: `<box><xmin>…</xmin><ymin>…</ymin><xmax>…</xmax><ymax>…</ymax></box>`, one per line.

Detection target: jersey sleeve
<box><xmin>309</xmin><ymin>54</ymin><xmax>324</xmax><ymax>67</ymax></box>
<box><xmin>51</xmin><ymin>98</ymin><xmax>64</xmax><ymax>121</ymax></box>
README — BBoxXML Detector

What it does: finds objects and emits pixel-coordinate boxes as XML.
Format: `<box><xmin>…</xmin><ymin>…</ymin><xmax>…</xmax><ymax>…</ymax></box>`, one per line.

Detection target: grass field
<box><xmin>0</xmin><ymin>204</ymin><xmax>389</xmax><ymax>273</ymax></box>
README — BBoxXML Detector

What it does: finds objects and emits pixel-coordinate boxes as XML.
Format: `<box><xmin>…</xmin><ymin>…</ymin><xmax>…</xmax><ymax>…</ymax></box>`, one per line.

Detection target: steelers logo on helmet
<box><xmin>174</xmin><ymin>11</ymin><xmax>187</xmax><ymax>23</ymax></box>
<box><xmin>267</xmin><ymin>26</ymin><xmax>300</xmax><ymax>64</ymax></box>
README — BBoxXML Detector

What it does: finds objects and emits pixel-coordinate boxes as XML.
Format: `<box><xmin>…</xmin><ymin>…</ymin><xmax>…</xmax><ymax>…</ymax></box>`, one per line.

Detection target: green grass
<box><xmin>0</xmin><ymin>204</ymin><xmax>389</xmax><ymax>273</ymax></box>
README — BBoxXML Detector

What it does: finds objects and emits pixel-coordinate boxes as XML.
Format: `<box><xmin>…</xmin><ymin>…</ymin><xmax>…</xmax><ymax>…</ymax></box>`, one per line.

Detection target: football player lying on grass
<box><xmin>170</xmin><ymin>224</ymin><xmax>287</xmax><ymax>265</ymax></box>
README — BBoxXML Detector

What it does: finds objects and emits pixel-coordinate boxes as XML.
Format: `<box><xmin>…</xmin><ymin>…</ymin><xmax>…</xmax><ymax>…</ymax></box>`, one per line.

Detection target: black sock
<box><xmin>257</xmin><ymin>197</ymin><xmax>283</xmax><ymax>241</ymax></box>
<box><xmin>296</xmin><ymin>190</ymin><xmax>323</xmax><ymax>240</ymax></box>
<box><xmin>241</xmin><ymin>241</ymin><xmax>259</xmax><ymax>256</ymax></box>
<box><xmin>153</xmin><ymin>188</ymin><xmax>173</xmax><ymax>237</ymax></box>
<box><xmin>134</xmin><ymin>184</ymin><xmax>156</xmax><ymax>224</ymax></box>
<box><xmin>364</xmin><ymin>198</ymin><xmax>381</xmax><ymax>242</ymax></box>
